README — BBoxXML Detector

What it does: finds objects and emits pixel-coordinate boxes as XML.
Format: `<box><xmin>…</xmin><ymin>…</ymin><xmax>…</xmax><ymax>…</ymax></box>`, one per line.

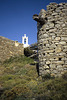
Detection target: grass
<box><xmin>0</xmin><ymin>55</ymin><xmax>67</xmax><ymax>100</ymax></box>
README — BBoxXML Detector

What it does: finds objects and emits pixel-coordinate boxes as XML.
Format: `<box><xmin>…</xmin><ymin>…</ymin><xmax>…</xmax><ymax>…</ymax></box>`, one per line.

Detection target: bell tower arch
<box><xmin>22</xmin><ymin>34</ymin><xmax>29</xmax><ymax>48</ymax></box>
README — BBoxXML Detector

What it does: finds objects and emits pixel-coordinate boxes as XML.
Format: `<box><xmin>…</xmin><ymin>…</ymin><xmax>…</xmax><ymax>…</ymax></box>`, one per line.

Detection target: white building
<box><xmin>22</xmin><ymin>34</ymin><xmax>29</xmax><ymax>48</ymax></box>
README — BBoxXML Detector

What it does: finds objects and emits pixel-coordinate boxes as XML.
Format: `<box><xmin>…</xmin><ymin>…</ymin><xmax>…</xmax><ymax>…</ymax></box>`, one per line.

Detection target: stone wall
<box><xmin>0</xmin><ymin>36</ymin><xmax>24</xmax><ymax>62</ymax></box>
<box><xmin>33</xmin><ymin>3</ymin><xmax>67</xmax><ymax>77</ymax></box>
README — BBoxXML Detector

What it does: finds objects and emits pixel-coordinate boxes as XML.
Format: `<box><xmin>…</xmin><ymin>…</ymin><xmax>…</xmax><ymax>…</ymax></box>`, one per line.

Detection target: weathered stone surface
<box><xmin>61</xmin><ymin>37</ymin><xmax>67</xmax><ymax>40</ymax></box>
<box><xmin>55</xmin><ymin>47</ymin><xmax>61</xmax><ymax>53</ymax></box>
<box><xmin>0</xmin><ymin>36</ymin><xmax>24</xmax><ymax>62</ymax></box>
<box><xmin>46</xmin><ymin>61</ymin><xmax>51</xmax><ymax>64</ymax></box>
<box><xmin>59</xmin><ymin>41</ymin><xmax>66</xmax><ymax>44</ymax></box>
<box><xmin>43</xmin><ymin>34</ymin><xmax>48</xmax><ymax>37</ymax></box>
<box><xmin>57</xmin><ymin>65</ymin><xmax>63</xmax><ymax>68</ymax></box>
<box><xmin>55</xmin><ymin>37</ymin><xmax>60</xmax><ymax>40</ymax></box>
<box><xmin>48</xmin><ymin>23</ymin><xmax>54</xmax><ymax>28</ymax></box>
<box><xmin>33</xmin><ymin>3</ymin><xmax>67</xmax><ymax>77</ymax></box>
<box><xmin>49</xmin><ymin>28</ymin><xmax>57</xmax><ymax>32</ymax></box>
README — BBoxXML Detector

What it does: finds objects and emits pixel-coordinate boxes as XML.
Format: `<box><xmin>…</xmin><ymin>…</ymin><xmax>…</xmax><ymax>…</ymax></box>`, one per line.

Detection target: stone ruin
<box><xmin>33</xmin><ymin>3</ymin><xmax>67</xmax><ymax>77</ymax></box>
<box><xmin>0</xmin><ymin>36</ymin><xmax>24</xmax><ymax>62</ymax></box>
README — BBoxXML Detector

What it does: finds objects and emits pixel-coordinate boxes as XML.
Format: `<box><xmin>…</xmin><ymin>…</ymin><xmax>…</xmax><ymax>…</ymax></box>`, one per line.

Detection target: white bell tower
<box><xmin>22</xmin><ymin>34</ymin><xmax>29</xmax><ymax>48</ymax></box>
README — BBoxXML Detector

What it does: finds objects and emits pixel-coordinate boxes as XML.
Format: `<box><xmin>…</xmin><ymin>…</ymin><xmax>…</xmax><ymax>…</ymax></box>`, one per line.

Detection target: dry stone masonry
<box><xmin>33</xmin><ymin>3</ymin><xmax>67</xmax><ymax>77</ymax></box>
<box><xmin>0</xmin><ymin>36</ymin><xmax>24</xmax><ymax>62</ymax></box>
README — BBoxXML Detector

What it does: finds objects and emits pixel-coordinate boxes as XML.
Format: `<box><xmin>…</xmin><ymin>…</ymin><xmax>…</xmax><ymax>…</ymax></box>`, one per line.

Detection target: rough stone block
<box><xmin>43</xmin><ymin>34</ymin><xmax>48</xmax><ymax>37</ymax></box>
<box><xmin>63</xmin><ymin>65</ymin><xmax>67</xmax><ymax>67</ymax></box>
<box><xmin>53</xmin><ymin>70</ymin><xmax>58</xmax><ymax>74</ymax></box>
<box><xmin>59</xmin><ymin>41</ymin><xmax>66</xmax><ymax>44</ymax></box>
<box><xmin>49</xmin><ymin>28</ymin><xmax>57</xmax><ymax>32</ymax></box>
<box><xmin>43</xmin><ymin>41</ymin><xmax>48</xmax><ymax>44</ymax></box>
<box><xmin>46</xmin><ymin>61</ymin><xmax>51</xmax><ymax>64</ymax></box>
<box><xmin>55</xmin><ymin>24</ymin><xmax>60</xmax><ymax>28</ymax></box>
<box><xmin>44</xmin><ymin>65</ymin><xmax>49</xmax><ymax>69</ymax></box>
<box><xmin>57</xmin><ymin>65</ymin><xmax>63</xmax><ymax>68</ymax></box>
<box><xmin>59</xmin><ymin>53</ymin><xmax>66</xmax><ymax>56</ymax></box>
<box><xmin>61</xmin><ymin>37</ymin><xmax>67</xmax><ymax>40</ymax></box>
<box><xmin>52</xmin><ymin>13</ymin><xmax>58</xmax><ymax>15</ymax></box>
<box><xmin>46</xmin><ymin>44</ymin><xmax>50</xmax><ymax>47</ymax></box>
<box><xmin>46</xmin><ymin>70</ymin><xmax>50</xmax><ymax>73</ymax></box>
<box><xmin>46</xmin><ymin>50</ymin><xmax>54</xmax><ymax>53</ymax></box>
<box><xmin>49</xmin><ymin>23</ymin><xmax>54</xmax><ymax>28</ymax></box>
<box><xmin>55</xmin><ymin>37</ymin><xmax>60</xmax><ymax>40</ymax></box>
<box><xmin>50</xmin><ymin>64</ymin><xmax>56</xmax><ymax>68</ymax></box>
<box><xmin>55</xmin><ymin>61</ymin><xmax>64</xmax><ymax>64</ymax></box>
<box><xmin>55</xmin><ymin>47</ymin><xmax>61</xmax><ymax>53</ymax></box>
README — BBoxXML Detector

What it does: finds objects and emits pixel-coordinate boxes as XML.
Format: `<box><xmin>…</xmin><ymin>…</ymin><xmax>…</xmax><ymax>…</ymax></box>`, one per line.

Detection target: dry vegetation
<box><xmin>0</xmin><ymin>55</ymin><xmax>67</xmax><ymax>100</ymax></box>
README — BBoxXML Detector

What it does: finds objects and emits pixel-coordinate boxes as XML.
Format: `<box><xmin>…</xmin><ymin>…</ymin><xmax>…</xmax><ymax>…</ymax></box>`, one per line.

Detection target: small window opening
<box><xmin>47</xmin><ymin>64</ymin><xmax>50</xmax><ymax>66</ymax></box>
<box><xmin>53</xmin><ymin>51</ymin><xmax>55</xmax><ymax>53</ymax></box>
<box><xmin>54</xmin><ymin>8</ymin><xmax>56</xmax><ymax>11</ymax></box>
<box><xmin>42</xmin><ymin>29</ymin><xmax>44</xmax><ymax>31</ymax></box>
<box><xmin>51</xmin><ymin>7</ymin><xmax>53</xmax><ymax>9</ymax></box>
<box><xmin>40</xmin><ymin>44</ymin><xmax>42</xmax><ymax>46</ymax></box>
<box><xmin>47</xmin><ymin>53</ymin><xmax>49</xmax><ymax>54</ymax></box>
<box><xmin>59</xmin><ymin>58</ymin><xmax>61</xmax><ymax>61</ymax></box>
<box><xmin>52</xmin><ymin>21</ymin><xmax>55</xmax><ymax>27</ymax></box>
<box><xmin>24</xmin><ymin>39</ymin><xmax>26</xmax><ymax>44</ymax></box>
<box><xmin>57</xmin><ymin>5</ymin><xmax>60</xmax><ymax>7</ymax></box>
<box><xmin>45</xmin><ymin>17</ymin><xmax>48</xmax><ymax>20</ymax></box>
<box><xmin>44</xmin><ymin>44</ymin><xmax>46</xmax><ymax>46</ymax></box>
<box><xmin>43</xmin><ymin>53</ymin><xmax>45</xmax><ymax>56</ymax></box>
<box><xmin>47</xmin><ymin>64</ymin><xmax>50</xmax><ymax>69</ymax></box>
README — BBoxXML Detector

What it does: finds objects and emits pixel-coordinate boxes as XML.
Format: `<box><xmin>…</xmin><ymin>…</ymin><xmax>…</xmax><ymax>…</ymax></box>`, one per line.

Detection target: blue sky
<box><xmin>0</xmin><ymin>0</ymin><xmax>67</xmax><ymax>45</ymax></box>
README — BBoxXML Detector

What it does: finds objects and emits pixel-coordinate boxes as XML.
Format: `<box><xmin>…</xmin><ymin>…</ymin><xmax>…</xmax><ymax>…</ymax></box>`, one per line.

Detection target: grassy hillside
<box><xmin>0</xmin><ymin>55</ymin><xmax>67</xmax><ymax>100</ymax></box>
